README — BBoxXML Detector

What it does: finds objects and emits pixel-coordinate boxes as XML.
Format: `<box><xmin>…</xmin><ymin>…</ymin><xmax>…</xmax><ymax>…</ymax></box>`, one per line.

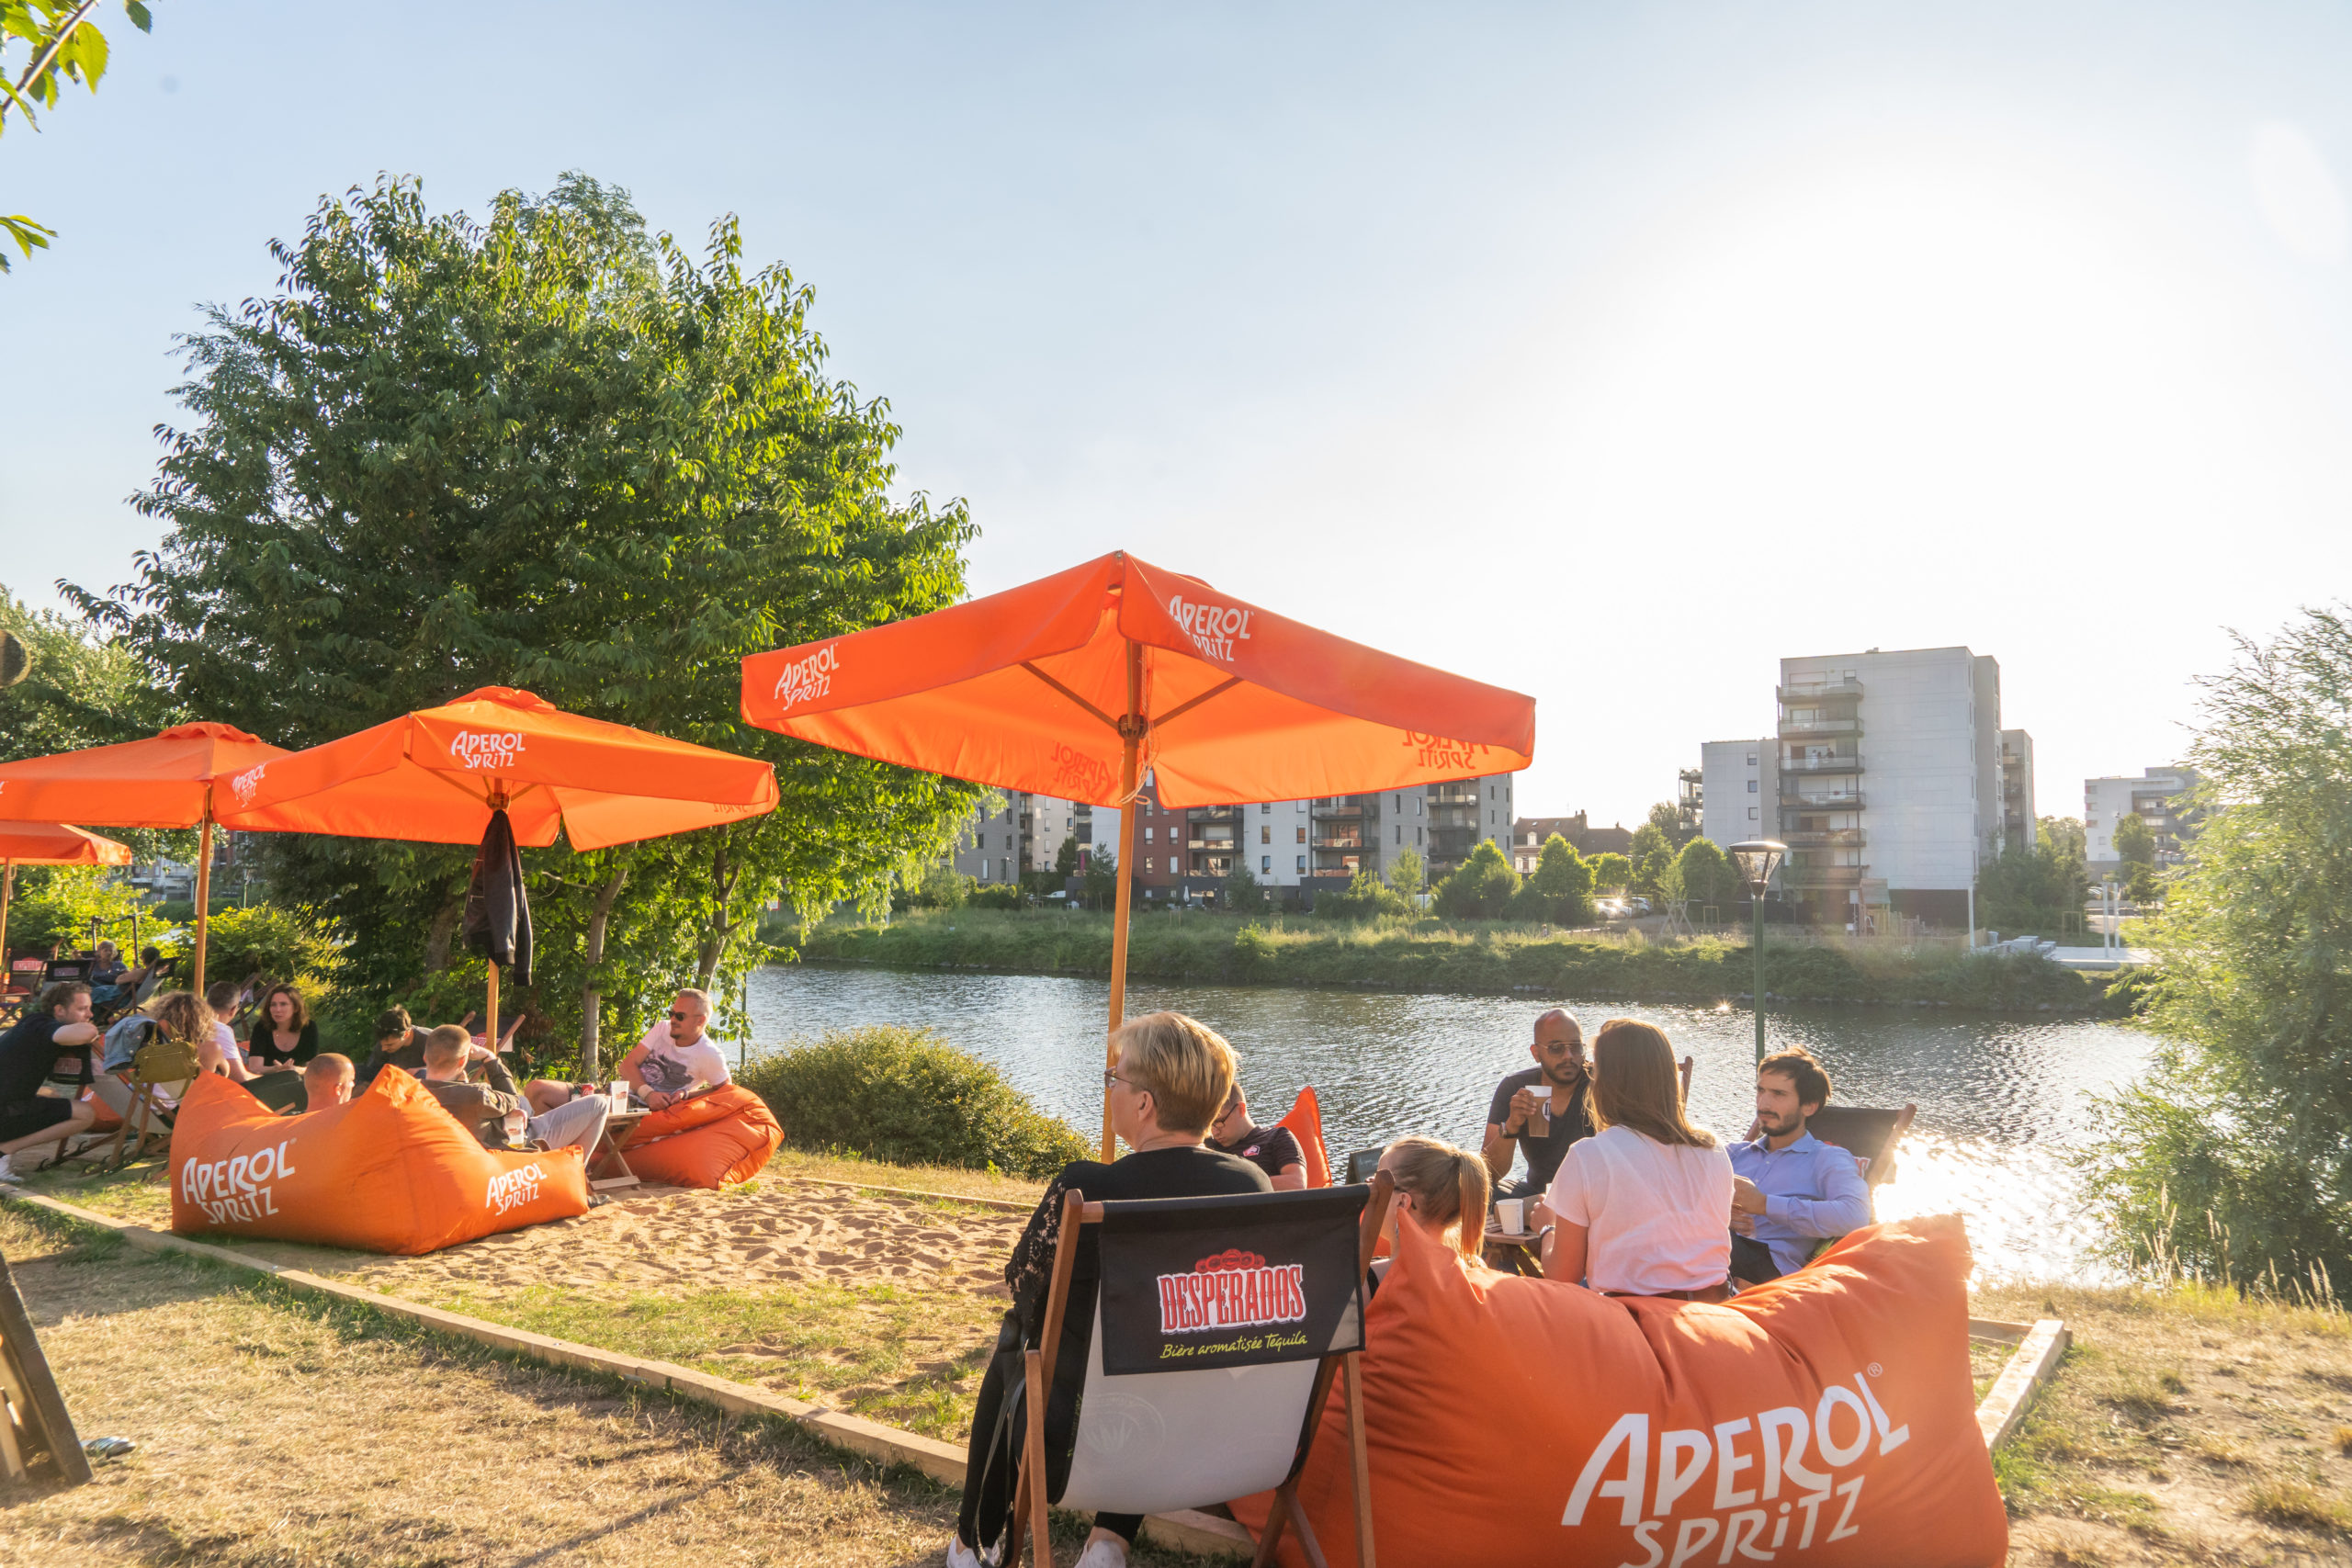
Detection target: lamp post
<box><xmin>1730</xmin><ymin>840</ymin><xmax>1787</xmax><ymax>1061</ymax></box>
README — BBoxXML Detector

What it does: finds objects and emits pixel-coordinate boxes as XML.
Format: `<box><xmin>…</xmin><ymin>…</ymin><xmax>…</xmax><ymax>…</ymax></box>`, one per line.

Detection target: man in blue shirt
<box><xmin>1727</xmin><ymin>1047</ymin><xmax>1871</xmax><ymax>1285</ymax></box>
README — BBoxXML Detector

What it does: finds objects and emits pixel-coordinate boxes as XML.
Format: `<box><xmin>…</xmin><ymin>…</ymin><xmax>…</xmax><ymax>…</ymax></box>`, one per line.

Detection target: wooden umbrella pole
<box><xmin>0</xmin><ymin>861</ymin><xmax>13</xmax><ymax>967</ymax></box>
<box><xmin>486</xmin><ymin>960</ymin><xmax>500</xmax><ymax>1055</ymax></box>
<box><xmin>191</xmin><ymin>804</ymin><xmax>214</xmax><ymax>997</ymax></box>
<box><xmin>1101</xmin><ymin>643</ymin><xmax>1146</xmax><ymax>1161</ymax></box>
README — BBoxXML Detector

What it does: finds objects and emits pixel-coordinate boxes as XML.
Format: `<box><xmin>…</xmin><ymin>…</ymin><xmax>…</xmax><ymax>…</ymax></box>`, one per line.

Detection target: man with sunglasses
<box><xmin>1479</xmin><ymin>1008</ymin><xmax>1596</xmax><ymax>1202</ymax></box>
<box><xmin>618</xmin><ymin>989</ymin><xmax>732</xmax><ymax>1111</ymax></box>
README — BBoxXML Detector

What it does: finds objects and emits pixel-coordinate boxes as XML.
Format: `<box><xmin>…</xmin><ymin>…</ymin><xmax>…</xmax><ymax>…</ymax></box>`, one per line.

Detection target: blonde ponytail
<box><xmin>1382</xmin><ymin>1134</ymin><xmax>1492</xmax><ymax>1258</ymax></box>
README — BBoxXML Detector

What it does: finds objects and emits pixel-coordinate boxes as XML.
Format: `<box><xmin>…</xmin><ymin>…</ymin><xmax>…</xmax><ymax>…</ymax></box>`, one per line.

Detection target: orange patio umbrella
<box><xmin>215</xmin><ymin>687</ymin><xmax>781</xmax><ymax>1042</ymax></box>
<box><xmin>0</xmin><ymin>823</ymin><xmax>134</xmax><ymax>977</ymax></box>
<box><xmin>0</xmin><ymin>724</ymin><xmax>290</xmax><ymax>994</ymax></box>
<box><xmin>739</xmin><ymin>549</ymin><xmax>1537</xmax><ymax>1156</ymax></box>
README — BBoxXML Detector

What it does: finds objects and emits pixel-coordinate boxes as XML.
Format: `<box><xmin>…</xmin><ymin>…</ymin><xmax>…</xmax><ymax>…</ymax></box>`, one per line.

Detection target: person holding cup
<box><xmin>1478</xmin><ymin>1008</ymin><xmax>1596</xmax><ymax>1204</ymax></box>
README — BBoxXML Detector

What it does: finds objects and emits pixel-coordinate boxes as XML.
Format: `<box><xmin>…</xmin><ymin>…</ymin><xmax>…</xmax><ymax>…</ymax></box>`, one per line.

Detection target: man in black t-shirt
<box><xmin>1479</xmin><ymin>1008</ymin><xmax>1596</xmax><ymax>1201</ymax></box>
<box><xmin>1207</xmin><ymin>1085</ymin><xmax>1308</xmax><ymax>1190</ymax></box>
<box><xmin>0</xmin><ymin>982</ymin><xmax>100</xmax><ymax>1182</ymax></box>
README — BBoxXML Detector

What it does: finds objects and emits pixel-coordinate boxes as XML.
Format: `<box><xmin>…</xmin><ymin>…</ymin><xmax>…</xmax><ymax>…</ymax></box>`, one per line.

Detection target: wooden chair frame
<box><xmin>102</xmin><ymin>1037</ymin><xmax>201</xmax><ymax>1172</ymax></box>
<box><xmin>1007</xmin><ymin>1171</ymin><xmax>1396</xmax><ymax>1568</ymax></box>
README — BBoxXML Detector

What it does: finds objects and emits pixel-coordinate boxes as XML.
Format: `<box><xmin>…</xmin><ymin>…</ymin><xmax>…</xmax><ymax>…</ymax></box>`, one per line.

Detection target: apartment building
<box><xmin>1695</xmin><ymin>647</ymin><xmax>2029</xmax><ymax>929</ymax></box>
<box><xmin>1103</xmin><ymin>773</ymin><xmax>1513</xmax><ymax>904</ymax></box>
<box><xmin>2084</xmin><ymin>767</ymin><xmax>2199</xmax><ymax>879</ymax></box>
<box><xmin>1699</xmin><ymin>739</ymin><xmax>1779</xmax><ymax>866</ymax></box>
<box><xmin>2000</xmin><ymin>730</ymin><xmax>2037</xmax><ymax>852</ymax></box>
<box><xmin>951</xmin><ymin>793</ymin><xmax>1085</xmax><ymax>884</ymax></box>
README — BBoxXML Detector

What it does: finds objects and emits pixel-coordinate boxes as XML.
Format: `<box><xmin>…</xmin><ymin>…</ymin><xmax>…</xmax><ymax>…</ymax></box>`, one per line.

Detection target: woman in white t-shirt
<box><xmin>1536</xmin><ymin>1019</ymin><xmax>1734</xmax><ymax>1302</ymax></box>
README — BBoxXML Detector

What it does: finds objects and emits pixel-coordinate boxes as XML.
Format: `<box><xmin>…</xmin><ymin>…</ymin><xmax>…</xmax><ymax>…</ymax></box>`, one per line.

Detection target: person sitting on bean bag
<box><xmin>1535</xmin><ymin>1018</ymin><xmax>1735</xmax><ymax>1303</ymax></box>
<box><xmin>416</xmin><ymin>1026</ymin><xmax>608</xmax><ymax>1156</ymax></box>
<box><xmin>617</xmin><ymin>988</ymin><xmax>731</xmax><ymax>1111</ymax></box>
<box><xmin>302</xmin><ymin>1054</ymin><xmax>356</xmax><ymax>1113</ymax></box>
<box><xmin>1368</xmin><ymin>1134</ymin><xmax>1491</xmax><ymax>1296</ymax></box>
<box><xmin>1206</xmin><ymin>1081</ymin><xmax>1308</xmax><ymax>1190</ymax></box>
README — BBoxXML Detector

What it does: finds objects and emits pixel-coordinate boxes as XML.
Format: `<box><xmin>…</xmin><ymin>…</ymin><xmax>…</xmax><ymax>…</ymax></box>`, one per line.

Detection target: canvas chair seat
<box><xmin>1057</xmin><ymin>1299</ymin><xmax>1327</xmax><ymax>1517</ymax></box>
<box><xmin>1008</xmin><ymin>1179</ymin><xmax>1393</xmax><ymax>1568</ymax></box>
<box><xmin>102</xmin><ymin>1035</ymin><xmax>202</xmax><ymax>1171</ymax></box>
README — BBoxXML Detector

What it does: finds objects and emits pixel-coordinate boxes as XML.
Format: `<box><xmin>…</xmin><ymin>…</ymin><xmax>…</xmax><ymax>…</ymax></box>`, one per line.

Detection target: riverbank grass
<box><xmin>798</xmin><ymin>908</ymin><xmax>2118</xmax><ymax>1011</ymax></box>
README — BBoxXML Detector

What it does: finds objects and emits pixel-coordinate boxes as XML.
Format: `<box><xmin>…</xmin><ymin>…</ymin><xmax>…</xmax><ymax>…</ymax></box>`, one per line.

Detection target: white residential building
<box><xmin>1696</xmin><ymin>647</ymin><xmax>2029</xmax><ymax>930</ymax></box>
<box><xmin>1700</xmin><ymin>739</ymin><xmax>1779</xmax><ymax>865</ymax></box>
<box><xmin>2084</xmin><ymin>768</ymin><xmax>2199</xmax><ymax>880</ymax></box>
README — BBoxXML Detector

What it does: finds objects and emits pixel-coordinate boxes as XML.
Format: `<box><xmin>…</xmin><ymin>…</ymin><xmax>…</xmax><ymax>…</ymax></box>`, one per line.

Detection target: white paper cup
<box><xmin>1495</xmin><ymin>1198</ymin><xmax>1526</xmax><ymax>1235</ymax></box>
<box><xmin>610</xmin><ymin>1080</ymin><xmax>629</xmax><ymax>1111</ymax></box>
<box><xmin>1527</xmin><ymin>1083</ymin><xmax>1552</xmax><ymax>1134</ymax></box>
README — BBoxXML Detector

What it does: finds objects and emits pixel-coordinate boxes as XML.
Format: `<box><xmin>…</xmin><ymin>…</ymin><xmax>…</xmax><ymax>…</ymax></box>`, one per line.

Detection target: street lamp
<box><xmin>1729</xmin><ymin>840</ymin><xmax>1787</xmax><ymax>1061</ymax></box>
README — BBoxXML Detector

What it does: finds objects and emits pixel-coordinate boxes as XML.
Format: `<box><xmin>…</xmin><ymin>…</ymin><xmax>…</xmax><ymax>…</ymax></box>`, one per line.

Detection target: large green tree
<box><xmin>2110</xmin><ymin>810</ymin><xmax>2163</xmax><ymax>904</ymax></box>
<box><xmin>1976</xmin><ymin>816</ymin><xmax>2091</xmax><ymax>935</ymax></box>
<box><xmin>78</xmin><ymin>174</ymin><xmax>986</xmax><ymax>1070</ymax></box>
<box><xmin>0</xmin><ymin>581</ymin><xmax>171</xmax><ymax>761</ymax></box>
<box><xmin>2</xmin><ymin>0</ymin><xmax>155</xmax><ymax>269</ymax></box>
<box><xmin>2080</xmin><ymin>608</ymin><xmax>2352</xmax><ymax>1290</ymax></box>
<box><xmin>1432</xmin><ymin>839</ymin><xmax>1520</xmax><ymax>920</ymax></box>
<box><xmin>1666</xmin><ymin>835</ymin><xmax>1736</xmax><ymax>914</ymax></box>
<box><xmin>1510</xmin><ymin>833</ymin><xmax>1592</xmax><ymax>924</ymax></box>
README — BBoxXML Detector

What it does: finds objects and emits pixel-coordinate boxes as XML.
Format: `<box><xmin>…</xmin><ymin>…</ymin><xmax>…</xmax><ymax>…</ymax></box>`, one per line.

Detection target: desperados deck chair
<box><xmin>1342</xmin><ymin>1145</ymin><xmax>1387</xmax><ymax>1186</ymax></box>
<box><xmin>243</xmin><ymin>1071</ymin><xmax>308</xmax><ymax>1116</ymax></box>
<box><xmin>101</xmin><ymin>1033</ymin><xmax>201</xmax><ymax>1171</ymax></box>
<box><xmin>1007</xmin><ymin>1175</ymin><xmax>1396</xmax><ymax>1568</ymax></box>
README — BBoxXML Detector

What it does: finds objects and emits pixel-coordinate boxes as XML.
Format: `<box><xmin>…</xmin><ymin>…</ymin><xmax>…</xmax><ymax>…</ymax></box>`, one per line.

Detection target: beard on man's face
<box><xmin>1542</xmin><ymin>1052</ymin><xmax>1585</xmax><ymax>1088</ymax></box>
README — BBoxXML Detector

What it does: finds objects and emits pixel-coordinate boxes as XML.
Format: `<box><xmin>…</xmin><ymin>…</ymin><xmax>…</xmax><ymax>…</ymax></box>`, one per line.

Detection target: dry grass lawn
<box><xmin>1977</xmin><ymin>1280</ymin><xmax>2352</xmax><ymax>1566</ymax></box>
<box><xmin>0</xmin><ymin>1204</ymin><xmax>1205</xmax><ymax>1566</ymax></box>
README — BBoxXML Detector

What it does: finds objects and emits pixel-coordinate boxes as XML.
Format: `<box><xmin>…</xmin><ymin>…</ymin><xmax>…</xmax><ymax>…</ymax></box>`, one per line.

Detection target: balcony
<box><xmin>1780</xmin><ymin>829</ymin><xmax>1866</xmax><ymax>848</ymax></box>
<box><xmin>1186</xmin><ymin>837</ymin><xmax>1236</xmax><ymax>851</ymax></box>
<box><xmin>1778</xmin><ymin>678</ymin><xmax>1864</xmax><ymax>702</ymax></box>
<box><xmin>1781</xmin><ymin>754</ymin><xmax>1860</xmax><ymax>773</ymax></box>
<box><xmin>1312</xmin><ymin>836</ymin><xmax>1365</xmax><ymax>851</ymax></box>
<box><xmin>1782</xmin><ymin>790</ymin><xmax>1865</xmax><ymax>811</ymax></box>
<box><xmin>1311</xmin><ymin>804</ymin><xmax>1363</xmax><ymax>819</ymax></box>
<box><xmin>1186</xmin><ymin>807</ymin><xmax>1241</xmax><ymax>823</ymax></box>
<box><xmin>1778</xmin><ymin>716</ymin><xmax>1860</xmax><ymax>736</ymax></box>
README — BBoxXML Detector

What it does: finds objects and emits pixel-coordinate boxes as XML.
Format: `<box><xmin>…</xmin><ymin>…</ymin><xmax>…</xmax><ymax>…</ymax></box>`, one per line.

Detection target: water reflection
<box><xmin>748</xmin><ymin>964</ymin><xmax>2155</xmax><ymax>1280</ymax></box>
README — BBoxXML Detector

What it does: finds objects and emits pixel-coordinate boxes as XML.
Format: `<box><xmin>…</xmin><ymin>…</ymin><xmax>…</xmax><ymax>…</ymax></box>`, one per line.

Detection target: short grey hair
<box><xmin>673</xmin><ymin>988</ymin><xmax>714</xmax><ymax>1017</ymax></box>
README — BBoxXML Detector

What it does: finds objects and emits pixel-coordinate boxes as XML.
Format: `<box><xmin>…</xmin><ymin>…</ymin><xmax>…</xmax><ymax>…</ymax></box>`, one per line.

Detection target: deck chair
<box><xmin>1804</xmin><ymin>1102</ymin><xmax>1917</xmax><ymax>1216</ymax></box>
<box><xmin>243</xmin><ymin>1072</ymin><xmax>308</xmax><ymax>1116</ymax></box>
<box><xmin>1007</xmin><ymin>1175</ymin><xmax>1396</xmax><ymax>1568</ymax></box>
<box><xmin>101</xmin><ymin>1034</ymin><xmax>201</xmax><ymax>1171</ymax></box>
<box><xmin>1342</xmin><ymin>1145</ymin><xmax>1388</xmax><ymax>1186</ymax></box>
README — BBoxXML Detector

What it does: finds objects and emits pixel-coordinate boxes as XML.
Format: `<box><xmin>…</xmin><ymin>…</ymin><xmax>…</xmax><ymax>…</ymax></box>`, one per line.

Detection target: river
<box><xmin>746</xmin><ymin>963</ymin><xmax>2157</xmax><ymax>1281</ymax></box>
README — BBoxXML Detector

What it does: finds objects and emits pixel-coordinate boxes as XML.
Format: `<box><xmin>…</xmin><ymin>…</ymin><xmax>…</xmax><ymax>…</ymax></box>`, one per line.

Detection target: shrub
<box><xmin>1314</xmin><ymin>868</ymin><xmax>1408</xmax><ymax>919</ymax></box>
<box><xmin>199</xmin><ymin>903</ymin><xmax>342</xmax><ymax>994</ymax></box>
<box><xmin>741</xmin><ymin>1025</ymin><xmax>1088</xmax><ymax>1179</ymax></box>
<box><xmin>1231</xmin><ymin>920</ymin><xmax>1278</xmax><ymax>976</ymax></box>
<box><xmin>2</xmin><ymin>865</ymin><xmax>151</xmax><ymax>957</ymax></box>
<box><xmin>1433</xmin><ymin>840</ymin><xmax>1520</xmax><ymax>920</ymax></box>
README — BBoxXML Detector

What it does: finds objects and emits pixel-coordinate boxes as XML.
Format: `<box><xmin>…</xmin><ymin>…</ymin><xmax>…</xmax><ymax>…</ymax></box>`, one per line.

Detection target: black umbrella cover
<box><xmin>461</xmin><ymin>808</ymin><xmax>533</xmax><ymax>986</ymax></box>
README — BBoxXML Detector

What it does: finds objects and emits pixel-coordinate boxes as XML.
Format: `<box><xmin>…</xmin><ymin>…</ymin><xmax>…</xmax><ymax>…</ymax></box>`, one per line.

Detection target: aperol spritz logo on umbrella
<box><xmin>1050</xmin><ymin>741</ymin><xmax>1114</xmax><ymax>801</ymax></box>
<box><xmin>770</xmin><ymin>643</ymin><xmax>841</xmax><ymax>710</ymax></box>
<box><xmin>1407</xmin><ymin>732</ymin><xmax>1491</xmax><ymax>772</ymax></box>
<box><xmin>1166</xmin><ymin>594</ymin><xmax>1255</xmax><ymax>664</ymax></box>
<box><xmin>230</xmin><ymin>763</ymin><xmax>268</xmax><ymax>807</ymax></box>
<box><xmin>450</xmin><ymin>731</ymin><xmax>527</xmax><ymax>772</ymax></box>
<box><xmin>1157</xmin><ymin>1247</ymin><xmax>1307</xmax><ymax>1336</ymax></box>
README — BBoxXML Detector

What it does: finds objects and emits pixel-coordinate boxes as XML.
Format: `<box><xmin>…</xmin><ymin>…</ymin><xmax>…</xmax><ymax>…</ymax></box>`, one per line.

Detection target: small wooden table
<box><xmin>589</xmin><ymin>1107</ymin><xmax>647</xmax><ymax>1192</ymax></box>
<box><xmin>1482</xmin><ymin>1224</ymin><xmax>1544</xmax><ymax>1275</ymax></box>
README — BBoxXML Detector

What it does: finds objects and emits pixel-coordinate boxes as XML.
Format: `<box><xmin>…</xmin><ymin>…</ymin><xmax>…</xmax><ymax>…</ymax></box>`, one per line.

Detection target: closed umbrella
<box><xmin>0</xmin><ymin>725</ymin><xmax>290</xmax><ymax>993</ymax></box>
<box><xmin>0</xmin><ymin>823</ymin><xmax>134</xmax><ymax>982</ymax></box>
<box><xmin>740</xmin><ymin>549</ymin><xmax>1537</xmax><ymax>1156</ymax></box>
<box><xmin>217</xmin><ymin>686</ymin><xmax>779</xmax><ymax>1044</ymax></box>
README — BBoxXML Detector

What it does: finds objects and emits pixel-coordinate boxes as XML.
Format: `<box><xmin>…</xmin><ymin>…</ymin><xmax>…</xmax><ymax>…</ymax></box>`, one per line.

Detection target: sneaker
<box><xmin>1074</xmin><ymin>1539</ymin><xmax>1129</xmax><ymax>1568</ymax></box>
<box><xmin>0</xmin><ymin>1156</ymin><xmax>22</xmax><ymax>1185</ymax></box>
<box><xmin>945</xmin><ymin>1535</ymin><xmax>992</xmax><ymax>1568</ymax></box>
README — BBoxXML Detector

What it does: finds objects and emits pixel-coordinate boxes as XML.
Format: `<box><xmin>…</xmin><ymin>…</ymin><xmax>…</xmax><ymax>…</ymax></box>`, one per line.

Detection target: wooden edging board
<box><xmin>1973</xmin><ymin>1316</ymin><xmax>2070</xmax><ymax>1451</ymax></box>
<box><xmin>0</xmin><ymin>1192</ymin><xmax>1251</xmax><ymax>1560</ymax></box>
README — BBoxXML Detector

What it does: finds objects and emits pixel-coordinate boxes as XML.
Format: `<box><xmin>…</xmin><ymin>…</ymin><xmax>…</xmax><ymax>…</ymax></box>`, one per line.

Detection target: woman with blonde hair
<box><xmin>1368</xmin><ymin>1134</ymin><xmax>1490</xmax><ymax>1292</ymax></box>
<box><xmin>1536</xmin><ymin>1018</ymin><xmax>1734</xmax><ymax>1302</ymax></box>
<box><xmin>950</xmin><ymin>1011</ymin><xmax>1270</xmax><ymax>1568</ymax></box>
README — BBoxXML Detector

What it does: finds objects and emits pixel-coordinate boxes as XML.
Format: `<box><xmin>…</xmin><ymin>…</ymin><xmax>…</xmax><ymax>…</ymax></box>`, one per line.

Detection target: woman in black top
<box><xmin>951</xmin><ymin>1011</ymin><xmax>1268</xmax><ymax>1568</ymax></box>
<box><xmin>243</xmin><ymin>985</ymin><xmax>320</xmax><ymax>1073</ymax></box>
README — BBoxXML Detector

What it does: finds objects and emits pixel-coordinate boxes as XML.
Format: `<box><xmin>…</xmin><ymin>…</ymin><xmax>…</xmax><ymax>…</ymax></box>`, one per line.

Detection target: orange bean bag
<box><xmin>617</xmin><ymin>1082</ymin><xmax>782</xmax><ymax>1189</ymax></box>
<box><xmin>168</xmin><ymin>1067</ymin><xmax>590</xmax><ymax>1255</ymax></box>
<box><xmin>1236</xmin><ymin>1213</ymin><xmax>2005</xmax><ymax>1567</ymax></box>
<box><xmin>1275</xmin><ymin>1086</ymin><xmax>1333</xmax><ymax>1188</ymax></box>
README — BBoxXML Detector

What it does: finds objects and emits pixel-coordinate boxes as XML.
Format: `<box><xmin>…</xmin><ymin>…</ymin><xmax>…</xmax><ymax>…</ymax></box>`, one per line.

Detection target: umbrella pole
<box><xmin>1101</xmin><ymin>643</ymin><xmax>1146</xmax><ymax>1161</ymax></box>
<box><xmin>486</xmin><ymin>960</ymin><xmax>500</xmax><ymax>1054</ymax></box>
<box><xmin>0</xmin><ymin>861</ymin><xmax>12</xmax><ymax>965</ymax></box>
<box><xmin>192</xmin><ymin>807</ymin><xmax>214</xmax><ymax>997</ymax></box>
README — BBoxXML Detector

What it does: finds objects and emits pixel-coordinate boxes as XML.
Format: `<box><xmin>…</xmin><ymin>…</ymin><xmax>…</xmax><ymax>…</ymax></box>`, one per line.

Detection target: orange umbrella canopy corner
<box><xmin>214</xmin><ymin>686</ymin><xmax>781</xmax><ymax>850</ymax></box>
<box><xmin>737</xmin><ymin>550</ymin><xmax>1536</xmax><ymax>806</ymax></box>
<box><xmin>0</xmin><ymin>823</ymin><xmax>133</xmax><ymax>866</ymax></box>
<box><xmin>0</xmin><ymin>721</ymin><xmax>289</xmax><ymax>829</ymax></box>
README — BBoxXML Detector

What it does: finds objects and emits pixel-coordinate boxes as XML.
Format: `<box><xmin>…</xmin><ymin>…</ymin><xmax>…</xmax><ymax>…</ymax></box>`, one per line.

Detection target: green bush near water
<box><xmin>796</xmin><ymin>908</ymin><xmax>2120</xmax><ymax>1011</ymax></box>
<box><xmin>741</xmin><ymin>1025</ymin><xmax>1088</xmax><ymax>1179</ymax></box>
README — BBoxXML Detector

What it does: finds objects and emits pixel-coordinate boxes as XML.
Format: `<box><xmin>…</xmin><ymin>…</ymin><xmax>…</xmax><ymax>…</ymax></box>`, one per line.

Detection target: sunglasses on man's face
<box><xmin>670</xmin><ymin>1010</ymin><xmax>695</xmax><ymax>1021</ymax></box>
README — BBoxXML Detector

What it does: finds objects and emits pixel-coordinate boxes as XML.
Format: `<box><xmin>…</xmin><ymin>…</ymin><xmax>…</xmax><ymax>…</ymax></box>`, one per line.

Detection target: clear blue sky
<box><xmin>6</xmin><ymin>2</ymin><xmax>2349</xmax><ymax>827</ymax></box>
